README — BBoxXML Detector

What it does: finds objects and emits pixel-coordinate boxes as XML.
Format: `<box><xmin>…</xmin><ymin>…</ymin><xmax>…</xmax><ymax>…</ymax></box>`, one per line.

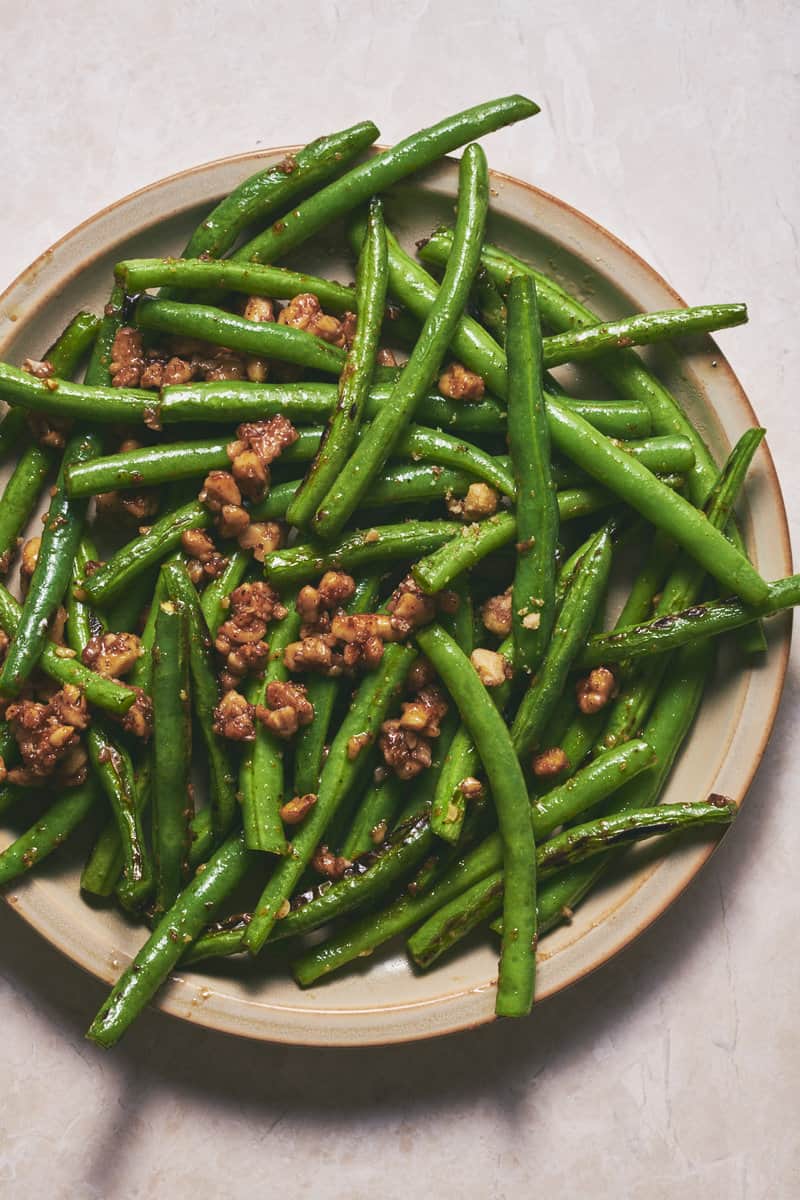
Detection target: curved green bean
<box><xmin>0</xmin><ymin>779</ymin><xmax>100</xmax><ymax>887</ymax></box>
<box><xmin>152</xmin><ymin>594</ymin><xmax>192</xmax><ymax>912</ymax></box>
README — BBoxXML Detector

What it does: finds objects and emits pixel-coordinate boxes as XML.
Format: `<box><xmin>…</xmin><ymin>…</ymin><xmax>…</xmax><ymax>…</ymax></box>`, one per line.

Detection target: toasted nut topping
<box><xmin>311</xmin><ymin>844</ymin><xmax>352</xmax><ymax>879</ymax></box>
<box><xmin>532</xmin><ymin>747</ymin><xmax>569</xmax><ymax>777</ymax></box>
<box><xmin>481</xmin><ymin>590</ymin><xmax>512</xmax><ymax>636</ymax></box>
<box><xmin>576</xmin><ymin>667</ymin><xmax>617</xmax><ymax>714</ymax></box>
<box><xmin>438</xmin><ymin>361</ymin><xmax>485</xmax><ymax>401</ymax></box>
<box><xmin>280</xmin><ymin>793</ymin><xmax>317</xmax><ymax>825</ymax></box>
<box><xmin>470</xmin><ymin>648</ymin><xmax>512</xmax><ymax>687</ymax></box>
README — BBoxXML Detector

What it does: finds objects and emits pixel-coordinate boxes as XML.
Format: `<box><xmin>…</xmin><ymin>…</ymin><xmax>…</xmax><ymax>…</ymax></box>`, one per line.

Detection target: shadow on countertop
<box><xmin>1</xmin><ymin>659</ymin><xmax>796</xmax><ymax>1193</ymax></box>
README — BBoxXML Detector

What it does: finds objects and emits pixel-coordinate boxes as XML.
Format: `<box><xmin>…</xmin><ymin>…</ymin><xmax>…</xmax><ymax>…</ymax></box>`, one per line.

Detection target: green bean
<box><xmin>597</xmin><ymin>430</ymin><xmax>762</xmax><ymax>753</ymax></box>
<box><xmin>263</xmin><ymin>520</ymin><xmax>456</xmax><ymax>589</ymax></box>
<box><xmin>87</xmin><ymin>830</ymin><xmax>255</xmax><ymax>1047</ymax></box>
<box><xmin>0</xmin><ymin>360</ymin><xmax>151</xmax><ymax>423</ymax></box>
<box><xmin>152</xmin><ymin>593</ymin><xmax>192</xmax><ymax>912</ymax></box>
<box><xmin>176</xmin><ymin>122</ymin><xmax>379</xmax><ymax>263</ymax></box>
<box><xmin>82</xmin><ymin>500</ymin><xmax>210</xmax><ymax>607</ymax></box>
<box><xmin>87</xmin><ymin>725</ymin><xmax>154</xmax><ymax>910</ymax></box>
<box><xmin>199</xmin><ymin>550</ymin><xmax>249</xmax><ymax>636</ymax></box>
<box><xmin>507</xmin><ymin>275</ymin><xmax>558</xmax><ymax>671</ymax></box>
<box><xmin>243</xmin><ymin>641</ymin><xmax>416</xmax><ymax>953</ymax></box>
<box><xmin>580</xmin><ymin>573</ymin><xmax>800</xmax><ymax>666</ymax></box>
<box><xmin>0</xmin><ymin>411</ymin><xmax>27</xmax><ymax>462</ymax></box>
<box><xmin>314</xmin><ymin>144</ymin><xmax>489</xmax><ymax>538</ymax></box>
<box><xmin>162</xmin><ymin>561</ymin><xmax>237</xmax><ymax>841</ymax></box>
<box><xmin>239</xmin><ymin>608</ymin><xmax>302</xmax><ymax>855</ymax></box>
<box><xmin>408</xmin><ymin>798</ymin><xmax>734</xmax><ymax>967</ymax></box>
<box><xmin>541</xmin><ymin>304</ymin><xmax>747</xmax><ymax>367</ymax></box>
<box><xmin>46</xmin><ymin>310</ymin><xmax>101</xmax><ymax>375</ymax></box>
<box><xmin>293</xmin><ymin>575</ymin><xmax>380</xmax><ymax>800</ymax></box>
<box><xmin>0</xmin><ymin>582</ymin><xmax>134</xmax><ymax>714</ymax></box>
<box><xmin>338</xmin><ymin>776</ymin><xmax>405</xmax><ymax>862</ymax></box>
<box><xmin>287</xmin><ymin>199</ymin><xmax>387</xmax><ymax>530</ymax></box>
<box><xmin>0</xmin><ymin>444</ymin><xmax>53</xmax><ymax>573</ymax></box>
<box><xmin>421</xmin><ymin>232</ymin><xmax>767</xmax><ymax>650</ymax></box>
<box><xmin>0</xmin><ymin>779</ymin><xmax>100</xmax><ymax>887</ymax></box>
<box><xmin>351</xmin><ymin>219</ymin><xmax>508</xmax><ymax>399</ymax></box>
<box><xmin>474</xmin><ymin>267</ymin><xmax>508</xmax><ymax>342</ymax></box>
<box><xmin>511</xmin><ymin>524</ymin><xmax>613</xmax><ymax>757</ymax></box>
<box><xmin>234</xmin><ymin>95</ymin><xmax>538</xmax><ymax>266</ymax></box>
<box><xmin>530</xmin><ymin>739</ymin><xmax>655</xmax><ymax>834</ymax></box>
<box><xmin>415</xmin><ymin>624</ymin><xmax>535</xmax><ymax>1017</ymax></box>
<box><xmin>135</xmin><ymin>297</ymin><xmax>347</xmax><ymax>376</ymax></box>
<box><xmin>103</xmin><ymin>568</ymin><xmax>157</xmax><ymax>634</ymax></box>
<box><xmin>80</xmin><ymin>818</ymin><xmax>124</xmax><ymax>897</ymax></box>
<box><xmin>545</xmin><ymin>396</ymin><xmax>768</xmax><ymax>605</ymax></box>
<box><xmin>0</xmin><ymin>428</ymin><xmax>99</xmax><ymax>694</ymax></box>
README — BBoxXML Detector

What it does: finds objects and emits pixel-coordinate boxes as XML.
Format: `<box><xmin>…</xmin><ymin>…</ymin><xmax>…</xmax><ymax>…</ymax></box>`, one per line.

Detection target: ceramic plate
<box><xmin>0</xmin><ymin>149</ymin><xmax>791</xmax><ymax>1045</ymax></box>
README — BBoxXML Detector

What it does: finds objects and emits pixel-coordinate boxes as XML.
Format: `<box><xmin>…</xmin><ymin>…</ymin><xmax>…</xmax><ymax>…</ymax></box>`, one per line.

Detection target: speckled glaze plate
<box><xmin>0</xmin><ymin>150</ymin><xmax>792</xmax><ymax>1046</ymax></box>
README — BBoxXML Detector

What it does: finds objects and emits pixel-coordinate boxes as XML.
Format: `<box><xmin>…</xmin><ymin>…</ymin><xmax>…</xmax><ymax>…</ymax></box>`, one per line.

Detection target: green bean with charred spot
<box><xmin>313</xmin><ymin>143</ymin><xmax>489</xmax><ymax>538</ymax></box>
<box><xmin>152</xmin><ymin>592</ymin><xmax>192</xmax><ymax>912</ymax></box>
<box><xmin>408</xmin><ymin>798</ymin><xmax>734</xmax><ymax>968</ymax></box>
<box><xmin>507</xmin><ymin>274</ymin><xmax>558</xmax><ymax>671</ymax></box>
<box><xmin>243</xmin><ymin>641</ymin><xmax>417</xmax><ymax>954</ymax></box>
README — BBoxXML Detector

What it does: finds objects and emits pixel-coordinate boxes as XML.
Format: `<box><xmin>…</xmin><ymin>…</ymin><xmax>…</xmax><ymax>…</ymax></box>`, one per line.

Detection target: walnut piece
<box><xmin>280</xmin><ymin>793</ymin><xmax>317</xmax><ymax>825</ymax></box>
<box><xmin>81</xmin><ymin>632</ymin><xmax>142</xmax><ymax>678</ymax></box>
<box><xmin>471</xmin><ymin>648</ymin><xmax>512</xmax><ymax>688</ymax></box>
<box><xmin>531</xmin><ymin>746</ymin><xmax>570</xmax><ymax>777</ymax></box>
<box><xmin>379</xmin><ymin>720</ymin><xmax>433</xmax><ymax>780</ymax></box>
<box><xmin>7</xmin><ymin>684</ymin><xmax>89</xmax><ymax>780</ymax></box>
<box><xmin>481</xmin><ymin>590</ymin><xmax>512</xmax><ymax>636</ymax></box>
<box><xmin>576</xmin><ymin>667</ymin><xmax>617</xmax><ymax>714</ymax></box>
<box><xmin>437</xmin><ymin>361</ymin><xmax>485</xmax><ymax>401</ymax></box>
<box><xmin>212</xmin><ymin>689</ymin><xmax>256</xmax><ymax>741</ymax></box>
<box><xmin>311</xmin><ymin>844</ymin><xmax>352</xmax><ymax>879</ymax></box>
<box><xmin>255</xmin><ymin>680</ymin><xmax>314</xmax><ymax>740</ymax></box>
<box><xmin>278</xmin><ymin>293</ymin><xmax>352</xmax><ymax>348</ymax></box>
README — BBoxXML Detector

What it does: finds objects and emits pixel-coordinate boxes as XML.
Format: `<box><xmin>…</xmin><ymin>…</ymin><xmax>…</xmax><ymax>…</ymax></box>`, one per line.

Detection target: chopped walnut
<box><xmin>180</xmin><ymin>528</ymin><xmax>229</xmax><ymax>581</ymax></box>
<box><xmin>19</xmin><ymin>537</ymin><xmax>40</xmax><ymax>593</ymax></box>
<box><xmin>109</xmin><ymin>327</ymin><xmax>145</xmax><ymax>388</ymax></box>
<box><xmin>200</xmin><ymin>470</ymin><xmax>242</xmax><ymax>512</ymax></box>
<box><xmin>280</xmin><ymin>793</ymin><xmax>317</xmax><ymax>825</ymax></box>
<box><xmin>576</xmin><ymin>667</ymin><xmax>617</xmax><ymax>714</ymax></box>
<box><xmin>406</xmin><ymin>657</ymin><xmax>436</xmax><ymax>692</ymax></box>
<box><xmin>255</xmin><ymin>679</ymin><xmax>314</xmax><ymax>739</ymax></box>
<box><xmin>387</xmin><ymin>575</ymin><xmax>437</xmax><ymax>636</ymax></box>
<box><xmin>22</xmin><ymin>357</ymin><xmax>55</xmax><ymax>379</ymax></box>
<box><xmin>376</xmin><ymin>347</ymin><xmax>398</xmax><ymax>367</ymax></box>
<box><xmin>237</xmin><ymin>520</ymin><xmax>284</xmax><ymax>562</ymax></box>
<box><xmin>482</xmin><ymin>590</ymin><xmax>512</xmax><ymax>636</ymax></box>
<box><xmin>462</xmin><ymin>483</ymin><xmax>499</xmax><ymax>520</ymax></box>
<box><xmin>81</xmin><ymin>632</ymin><xmax>142</xmax><ymax>678</ymax></box>
<box><xmin>121</xmin><ymin>688</ymin><xmax>153</xmax><ymax>739</ymax></box>
<box><xmin>26</xmin><ymin>412</ymin><xmax>69</xmax><ymax>449</ymax></box>
<box><xmin>7</xmin><ymin>684</ymin><xmax>89</xmax><ymax>780</ymax></box>
<box><xmin>311</xmin><ymin>844</ymin><xmax>352</xmax><ymax>880</ymax></box>
<box><xmin>459</xmin><ymin>776</ymin><xmax>484</xmax><ymax>800</ymax></box>
<box><xmin>212</xmin><ymin>689</ymin><xmax>256</xmax><ymax>741</ymax></box>
<box><xmin>203</xmin><ymin>350</ymin><xmax>246</xmax><ymax>382</ymax></box>
<box><xmin>471</xmin><ymin>648</ymin><xmax>512</xmax><ymax>688</ymax></box>
<box><xmin>438</xmin><ymin>362</ymin><xmax>485</xmax><ymax>401</ymax></box>
<box><xmin>532</xmin><ymin>747</ymin><xmax>569</xmax><ymax>777</ymax></box>
<box><xmin>278</xmin><ymin>293</ymin><xmax>351</xmax><ymax>347</ymax></box>
<box><xmin>226</xmin><ymin>415</ymin><xmax>298</xmax><ymax>483</ymax></box>
<box><xmin>283</xmin><ymin>635</ymin><xmax>341</xmax><ymax>677</ymax></box>
<box><xmin>398</xmin><ymin>685</ymin><xmax>448</xmax><ymax>738</ymax></box>
<box><xmin>379</xmin><ymin>720</ymin><xmax>432</xmax><ymax>780</ymax></box>
<box><xmin>330</xmin><ymin>612</ymin><xmax>395</xmax><ymax>644</ymax></box>
<box><xmin>347</xmin><ymin>731</ymin><xmax>372</xmax><ymax>760</ymax></box>
<box><xmin>243</xmin><ymin>296</ymin><xmax>275</xmax><ymax>324</ymax></box>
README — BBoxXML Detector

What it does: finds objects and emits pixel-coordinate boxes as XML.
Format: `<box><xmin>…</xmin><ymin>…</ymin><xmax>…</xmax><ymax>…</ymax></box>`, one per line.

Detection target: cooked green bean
<box><xmin>136</xmin><ymin>296</ymin><xmax>347</xmax><ymax>377</ymax></box>
<box><xmin>82</xmin><ymin>500</ymin><xmax>210</xmax><ymax>607</ymax></box>
<box><xmin>314</xmin><ymin>143</ymin><xmax>489</xmax><ymax>538</ymax></box>
<box><xmin>234</xmin><ymin>95</ymin><xmax>538</xmax><ymax>265</ymax></box>
<box><xmin>338</xmin><ymin>776</ymin><xmax>406</xmax><ymax>863</ymax></box>
<box><xmin>87</xmin><ymin>725</ymin><xmax>154</xmax><ymax>911</ymax></box>
<box><xmin>0</xmin><ymin>429</ymin><xmax>99</xmax><ymax>694</ymax></box>
<box><xmin>152</xmin><ymin>594</ymin><xmax>192</xmax><ymax>912</ymax></box>
<box><xmin>0</xmin><ymin>360</ymin><xmax>152</xmax><ymax>423</ymax></box>
<box><xmin>239</xmin><ymin>609</ymin><xmax>301</xmax><ymax>855</ymax></box>
<box><xmin>0</xmin><ymin>582</ymin><xmax>135</xmax><ymax>714</ymax></box>
<box><xmin>0</xmin><ymin>779</ymin><xmax>100</xmax><ymax>887</ymax></box>
<box><xmin>243</xmin><ymin>641</ymin><xmax>416</xmax><ymax>953</ymax></box>
<box><xmin>87</xmin><ymin>830</ymin><xmax>255</xmax><ymax>1047</ymax></box>
<box><xmin>416</xmin><ymin>623</ymin><xmax>536</xmax><ymax>1017</ymax></box>
<box><xmin>293</xmin><ymin>575</ymin><xmax>380</xmax><ymax>800</ymax></box>
<box><xmin>545</xmin><ymin>396</ymin><xmax>768</xmax><ymax>605</ymax></box>
<box><xmin>289</xmin><ymin>198</ymin><xmax>388</xmax><ymax>530</ymax></box>
<box><xmin>263</xmin><ymin>520</ymin><xmax>456</xmax><ymax>589</ymax></box>
<box><xmin>408</xmin><ymin>798</ymin><xmax>735</xmax><ymax>967</ymax></box>
<box><xmin>162</xmin><ymin>561</ymin><xmax>237</xmax><ymax>841</ymax></box>
<box><xmin>176</xmin><ymin>121</ymin><xmax>379</xmax><ymax>263</ymax></box>
<box><xmin>507</xmin><ymin>275</ymin><xmax>558</xmax><ymax>670</ymax></box>
<box><xmin>511</xmin><ymin>524</ymin><xmax>613</xmax><ymax>757</ymax></box>
<box><xmin>199</xmin><ymin>550</ymin><xmax>249</xmax><ymax>636</ymax></box>
<box><xmin>80</xmin><ymin>818</ymin><xmax>125</xmax><ymax>898</ymax></box>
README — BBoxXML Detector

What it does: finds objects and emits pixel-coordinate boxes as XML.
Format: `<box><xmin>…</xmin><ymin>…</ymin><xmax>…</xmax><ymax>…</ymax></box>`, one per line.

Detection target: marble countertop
<box><xmin>1</xmin><ymin>3</ymin><xmax>797</xmax><ymax>1197</ymax></box>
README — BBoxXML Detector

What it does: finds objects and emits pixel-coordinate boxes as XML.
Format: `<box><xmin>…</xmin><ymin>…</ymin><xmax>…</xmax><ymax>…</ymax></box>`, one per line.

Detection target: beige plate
<box><xmin>0</xmin><ymin>150</ymin><xmax>792</xmax><ymax>1046</ymax></box>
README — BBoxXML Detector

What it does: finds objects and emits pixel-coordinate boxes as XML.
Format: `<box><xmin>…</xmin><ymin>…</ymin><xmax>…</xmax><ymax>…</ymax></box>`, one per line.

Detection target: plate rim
<box><xmin>0</xmin><ymin>147</ymin><xmax>792</xmax><ymax>1047</ymax></box>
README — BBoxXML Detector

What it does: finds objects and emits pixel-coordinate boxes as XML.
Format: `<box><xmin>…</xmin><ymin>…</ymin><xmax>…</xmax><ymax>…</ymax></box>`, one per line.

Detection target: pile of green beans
<box><xmin>0</xmin><ymin>95</ymin><xmax>792</xmax><ymax>1049</ymax></box>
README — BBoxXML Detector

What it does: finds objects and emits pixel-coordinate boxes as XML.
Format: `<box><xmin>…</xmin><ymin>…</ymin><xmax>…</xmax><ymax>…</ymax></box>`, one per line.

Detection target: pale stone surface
<box><xmin>0</xmin><ymin>2</ymin><xmax>797</xmax><ymax>1197</ymax></box>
